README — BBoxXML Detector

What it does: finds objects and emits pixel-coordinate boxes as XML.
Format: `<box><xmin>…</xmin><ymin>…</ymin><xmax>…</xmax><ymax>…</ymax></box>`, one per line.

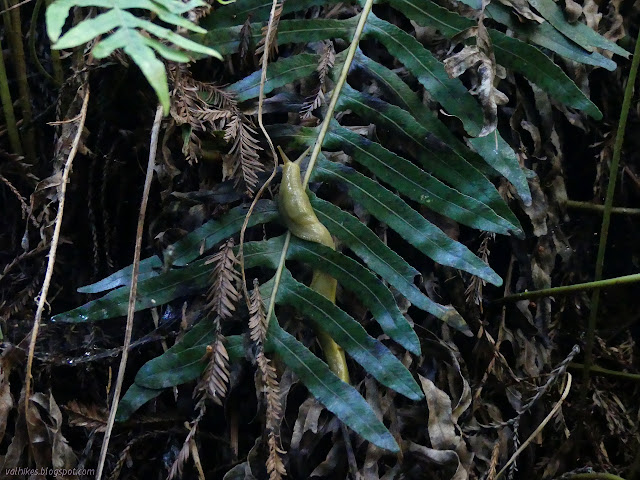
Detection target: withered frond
<box><xmin>256</xmin><ymin>351</ymin><xmax>286</xmax><ymax>480</ymax></box>
<box><xmin>205</xmin><ymin>239</ymin><xmax>241</xmax><ymax>320</ymax></box>
<box><xmin>239</xmin><ymin>16</ymin><xmax>254</xmax><ymax>63</ymax></box>
<box><xmin>249</xmin><ymin>279</ymin><xmax>268</xmax><ymax>344</ymax></box>
<box><xmin>300</xmin><ymin>41</ymin><xmax>336</xmax><ymax>120</ymax></box>
<box><xmin>168</xmin><ymin>63</ymin><xmax>264</xmax><ymax>194</ymax></box>
<box><xmin>226</xmin><ymin>116</ymin><xmax>264</xmax><ymax>195</ymax></box>
<box><xmin>256</xmin><ymin>352</ymin><xmax>282</xmax><ymax>429</ymax></box>
<box><xmin>267</xmin><ymin>430</ymin><xmax>287</xmax><ymax>480</ymax></box>
<box><xmin>256</xmin><ymin>1</ymin><xmax>284</xmax><ymax>64</ymax></box>
<box><xmin>196</xmin><ymin>335</ymin><xmax>230</xmax><ymax>407</ymax></box>
<box><xmin>167</xmin><ymin>409</ymin><xmax>205</xmax><ymax>480</ymax></box>
<box><xmin>464</xmin><ymin>231</ymin><xmax>494</xmax><ymax>310</ymax></box>
<box><xmin>65</xmin><ymin>401</ymin><xmax>108</xmax><ymax>432</ymax></box>
<box><xmin>317</xmin><ymin>41</ymin><xmax>336</xmax><ymax>85</ymax></box>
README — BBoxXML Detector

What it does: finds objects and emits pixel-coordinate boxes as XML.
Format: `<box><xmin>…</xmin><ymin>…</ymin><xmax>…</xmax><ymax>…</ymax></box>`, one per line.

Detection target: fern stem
<box><xmin>562</xmin><ymin>474</ymin><xmax>626</xmax><ymax>480</ymax></box>
<box><xmin>0</xmin><ymin>36</ymin><xmax>22</xmax><ymax>154</ymax></box>
<box><xmin>45</xmin><ymin>0</ymin><xmax>64</xmax><ymax>84</ymax></box>
<box><xmin>301</xmin><ymin>0</ymin><xmax>374</xmax><ymax>188</ymax></box>
<box><xmin>565</xmin><ymin>200</ymin><xmax>640</xmax><ymax>216</ymax></box>
<box><xmin>2</xmin><ymin>0</ymin><xmax>36</xmax><ymax>163</ymax></box>
<box><xmin>496</xmin><ymin>272</ymin><xmax>640</xmax><ymax>303</ymax></box>
<box><xmin>580</xmin><ymin>29</ymin><xmax>640</xmax><ymax>403</ymax></box>
<box><xmin>264</xmin><ymin>0</ymin><xmax>375</xmax><ymax>329</ymax></box>
<box><xmin>29</xmin><ymin>0</ymin><xmax>60</xmax><ymax>87</ymax></box>
<box><xmin>568</xmin><ymin>363</ymin><xmax>640</xmax><ymax>382</ymax></box>
<box><xmin>96</xmin><ymin>105</ymin><xmax>164</xmax><ymax>480</ymax></box>
<box><xmin>240</xmin><ymin>0</ymin><xmax>284</xmax><ymax>318</ymax></box>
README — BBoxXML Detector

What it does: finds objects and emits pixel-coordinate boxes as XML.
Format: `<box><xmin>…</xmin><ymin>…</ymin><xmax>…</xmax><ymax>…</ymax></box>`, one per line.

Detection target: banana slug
<box><xmin>277</xmin><ymin>146</ymin><xmax>350</xmax><ymax>383</ymax></box>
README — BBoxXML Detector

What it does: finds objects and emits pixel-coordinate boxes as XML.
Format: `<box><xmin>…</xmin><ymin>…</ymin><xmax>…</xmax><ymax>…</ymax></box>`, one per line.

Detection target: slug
<box><xmin>278</xmin><ymin>146</ymin><xmax>350</xmax><ymax>383</ymax></box>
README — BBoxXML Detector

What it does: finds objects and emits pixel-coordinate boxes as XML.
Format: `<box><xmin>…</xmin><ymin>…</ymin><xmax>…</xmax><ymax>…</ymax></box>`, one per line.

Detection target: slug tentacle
<box><xmin>278</xmin><ymin>146</ymin><xmax>349</xmax><ymax>383</ymax></box>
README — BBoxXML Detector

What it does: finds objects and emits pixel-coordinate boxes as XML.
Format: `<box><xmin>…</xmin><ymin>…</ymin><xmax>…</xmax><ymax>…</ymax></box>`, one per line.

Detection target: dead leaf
<box><xmin>420</xmin><ymin>375</ymin><xmax>458</xmax><ymax>450</ymax></box>
<box><xmin>0</xmin><ymin>351</ymin><xmax>15</xmax><ymax>444</ymax></box>
<box><xmin>444</xmin><ymin>23</ymin><xmax>508</xmax><ymax>137</ymax></box>
<box><xmin>64</xmin><ymin>401</ymin><xmax>108</xmax><ymax>432</ymax></box>
<box><xmin>498</xmin><ymin>0</ymin><xmax>545</xmax><ymax>22</ymax></box>
<box><xmin>27</xmin><ymin>392</ymin><xmax>78</xmax><ymax>476</ymax></box>
<box><xmin>406</xmin><ymin>441</ymin><xmax>468</xmax><ymax>480</ymax></box>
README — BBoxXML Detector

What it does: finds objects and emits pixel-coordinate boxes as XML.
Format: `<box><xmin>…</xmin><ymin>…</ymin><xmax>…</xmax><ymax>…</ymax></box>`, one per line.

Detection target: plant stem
<box><xmin>2</xmin><ymin>0</ymin><xmax>36</xmax><ymax>163</ymax></box>
<box><xmin>568</xmin><ymin>363</ymin><xmax>640</xmax><ymax>382</ymax></box>
<box><xmin>563</xmin><ymin>474</ymin><xmax>626</xmax><ymax>480</ymax></box>
<box><xmin>264</xmin><ymin>0</ymin><xmax>375</xmax><ymax>329</ymax></box>
<box><xmin>580</xmin><ymin>29</ymin><xmax>640</xmax><ymax>403</ymax></box>
<box><xmin>565</xmin><ymin>200</ymin><xmax>640</xmax><ymax>216</ymax></box>
<box><xmin>29</xmin><ymin>0</ymin><xmax>60</xmax><ymax>86</ymax></box>
<box><xmin>45</xmin><ymin>0</ymin><xmax>64</xmax><ymax>84</ymax></box>
<box><xmin>0</xmin><ymin>36</ymin><xmax>22</xmax><ymax>154</ymax></box>
<box><xmin>496</xmin><ymin>272</ymin><xmax>640</xmax><ymax>303</ymax></box>
<box><xmin>96</xmin><ymin>105</ymin><xmax>164</xmax><ymax>480</ymax></box>
<box><xmin>301</xmin><ymin>6</ymin><xmax>374</xmax><ymax>187</ymax></box>
<box><xmin>24</xmin><ymin>85</ymin><xmax>89</xmax><ymax>424</ymax></box>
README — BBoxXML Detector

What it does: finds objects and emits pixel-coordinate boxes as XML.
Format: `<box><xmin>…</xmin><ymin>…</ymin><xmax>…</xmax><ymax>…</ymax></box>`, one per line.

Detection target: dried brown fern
<box><xmin>167</xmin><ymin>411</ymin><xmax>205</xmax><ymax>480</ymax></box>
<box><xmin>249</xmin><ymin>278</ymin><xmax>268</xmax><ymax>343</ymax></box>
<box><xmin>249</xmin><ymin>280</ymin><xmax>286</xmax><ymax>480</ymax></box>
<box><xmin>168</xmin><ymin>66</ymin><xmax>264</xmax><ymax>194</ymax></box>
<box><xmin>300</xmin><ymin>41</ymin><xmax>336</xmax><ymax>120</ymax></box>
<box><xmin>205</xmin><ymin>239</ymin><xmax>241</xmax><ymax>320</ymax></box>
<box><xmin>167</xmin><ymin>239</ymin><xmax>242</xmax><ymax>478</ymax></box>
<box><xmin>464</xmin><ymin>231</ymin><xmax>494</xmax><ymax>310</ymax></box>
<box><xmin>256</xmin><ymin>1</ymin><xmax>283</xmax><ymax>64</ymax></box>
<box><xmin>196</xmin><ymin>334</ymin><xmax>230</xmax><ymax>407</ymax></box>
<box><xmin>168</xmin><ymin>327</ymin><xmax>230</xmax><ymax>479</ymax></box>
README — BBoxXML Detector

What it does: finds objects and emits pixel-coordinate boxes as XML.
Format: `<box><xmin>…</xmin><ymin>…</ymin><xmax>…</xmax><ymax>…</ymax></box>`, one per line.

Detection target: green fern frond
<box><xmin>45</xmin><ymin>0</ymin><xmax>223</xmax><ymax>113</ymax></box>
<box><xmin>52</xmin><ymin>0</ymin><xmax>628</xmax><ymax>454</ymax></box>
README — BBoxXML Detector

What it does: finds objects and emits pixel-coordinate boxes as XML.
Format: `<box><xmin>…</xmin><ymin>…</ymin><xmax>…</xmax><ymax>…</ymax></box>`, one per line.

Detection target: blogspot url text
<box><xmin>4</xmin><ymin>467</ymin><xmax>95</xmax><ymax>477</ymax></box>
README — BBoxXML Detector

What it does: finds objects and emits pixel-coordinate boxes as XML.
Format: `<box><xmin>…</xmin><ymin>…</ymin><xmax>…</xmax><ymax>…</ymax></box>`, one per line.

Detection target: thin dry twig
<box><xmin>239</xmin><ymin>0</ymin><xmax>284</xmax><ymax>313</ymax></box>
<box><xmin>24</xmin><ymin>85</ymin><xmax>89</xmax><ymax>420</ymax></box>
<box><xmin>96</xmin><ymin>104</ymin><xmax>164</xmax><ymax>480</ymax></box>
<box><xmin>495</xmin><ymin>373</ymin><xmax>573</xmax><ymax>479</ymax></box>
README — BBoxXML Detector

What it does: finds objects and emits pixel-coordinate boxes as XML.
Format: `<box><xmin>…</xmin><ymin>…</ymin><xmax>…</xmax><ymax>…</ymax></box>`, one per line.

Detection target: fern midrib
<box><xmin>329</xmin><ymin>122</ymin><xmax>505</xmax><ymax>229</ymax></box>
<box><xmin>270</xmin><ymin>333</ymin><xmax>383</xmax><ymax>439</ymax></box>
<box><xmin>316</xmin><ymin>163</ymin><xmax>495</xmax><ymax>280</ymax></box>
<box><xmin>293</xmin><ymin>243</ymin><xmax>392</xmax><ymax>320</ymax></box>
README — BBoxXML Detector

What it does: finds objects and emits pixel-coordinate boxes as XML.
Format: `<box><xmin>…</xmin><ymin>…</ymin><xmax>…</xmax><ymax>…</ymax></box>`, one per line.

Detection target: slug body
<box><xmin>278</xmin><ymin>147</ymin><xmax>349</xmax><ymax>383</ymax></box>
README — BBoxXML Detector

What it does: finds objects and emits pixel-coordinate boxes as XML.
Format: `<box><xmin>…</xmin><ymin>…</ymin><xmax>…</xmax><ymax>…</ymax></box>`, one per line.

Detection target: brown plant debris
<box><xmin>205</xmin><ymin>238</ymin><xmax>241</xmax><ymax>320</ymax></box>
<box><xmin>256</xmin><ymin>1</ymin><xmax>284</xmax><ymax>64</ymax></box>
<box><xmin>300</xmin><ymin>41</ymin><xmax>336</xmax><ymax>120</ymax></box>
<box><xmin>169</xmin><ymin>66</ymin><xmax>264</xmax><ymax>195</ymax></box>
<box><xmin>250</xmin><ymin>280</ymin><xmax>286</xmax><ymax>480</ymax></box>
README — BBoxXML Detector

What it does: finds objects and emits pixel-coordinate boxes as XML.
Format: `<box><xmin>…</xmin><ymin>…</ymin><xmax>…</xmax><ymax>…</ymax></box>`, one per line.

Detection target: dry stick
<box><xmin>581</xmin><ymin>30</ymin><xmax>640</xmax><ymax>403</ymax></box>
<box><xmin>23</xmin><ymin>86</ymin><xmax>89</xmax><ymax>419</ymax></box>
<box><xmin>95</xmin><ymin>104</ymin><xmax>164</xmax><ymax>480</ymax></box>
<box><xmin>495</xmin><ymin>373</ymin><xmax>572</xmax><ymax>479</ymax></box>
<box><xmin>239</xmin><ymin>0</ymin><xmax>282</xmax><ymax>310</ymax></box>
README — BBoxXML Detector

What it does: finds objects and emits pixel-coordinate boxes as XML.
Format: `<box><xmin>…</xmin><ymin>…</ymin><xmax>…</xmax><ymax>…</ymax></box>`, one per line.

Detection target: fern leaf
<box><xmin>46</xmin><ymin>0</ymin><xmax>222</xmax><ymax>113</ymax></box>
<box><xmin>196</xmin><ymin>334</ymin><xmax>230</xmax><ymax>406</ymax></box>
<box><xmin>205</xmin><ymin>239</ymin><xmax>241</xmax><ymax>320</ymax></box>
<box><xmin>249</xmin><ymin>279</ymin><xmax>268</xmax><ymax>343</ymax></box>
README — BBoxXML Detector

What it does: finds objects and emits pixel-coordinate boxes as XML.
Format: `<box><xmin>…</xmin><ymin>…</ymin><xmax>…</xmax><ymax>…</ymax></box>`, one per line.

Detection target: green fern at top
<box><xmin>45</xmin><ymin>0</ymin><xmax>224</xmax><ymax>113</ymax></box>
